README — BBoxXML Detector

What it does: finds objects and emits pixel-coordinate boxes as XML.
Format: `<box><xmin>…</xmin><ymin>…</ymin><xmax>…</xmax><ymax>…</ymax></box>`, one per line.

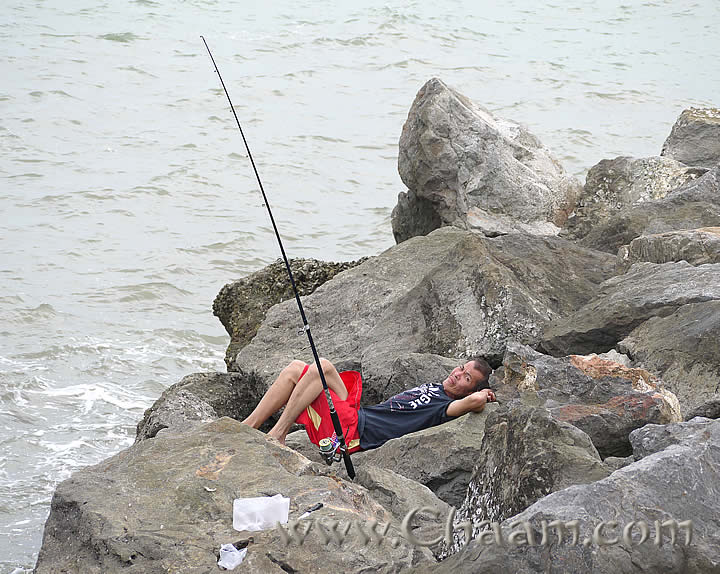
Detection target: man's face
<box><xmin>442</xmin><ymin>361</ymin><xmax>487</xmax><ymax>399</ymax></box>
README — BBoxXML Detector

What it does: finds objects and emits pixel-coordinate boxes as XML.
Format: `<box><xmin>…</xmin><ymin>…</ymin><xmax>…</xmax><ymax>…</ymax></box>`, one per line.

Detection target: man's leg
<box><xmin>266</xmin><ymin>358</ymin><xmax>347</xmax><ymax>444</ymax></box>
<box><xmin>242</xmin><ymin>359</ymin><xmax>348</xmax><ymax>443</ymax></box>
<box><xmin>241</xmin><ymin>360</ymin><xmax>307</xmax><ymax>429</ymax></box>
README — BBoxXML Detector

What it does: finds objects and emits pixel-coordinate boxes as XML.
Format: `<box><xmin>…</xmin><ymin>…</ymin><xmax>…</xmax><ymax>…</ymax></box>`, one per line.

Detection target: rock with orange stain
<box><xmin>551</xmin><ymin>395</ymin><xmax>673</xmax><ymax>458</ymax></box>
<box><xmin>195</xmin><ymin>449</ymin><xmax>236</xmax><ymax>480</ymax></box>
<box><xmin>495</xmin><ymin>343</ymin><xmax>681</xmax><ymax>457</ymax></box>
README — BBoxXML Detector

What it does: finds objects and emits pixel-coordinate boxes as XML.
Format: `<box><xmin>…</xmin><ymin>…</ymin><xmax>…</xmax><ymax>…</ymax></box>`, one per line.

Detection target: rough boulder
<box><xmin>579</xmin><ymin>166</ymin><xmax>720</xmax><ymax>253</ymax></box>
<box><xmin>562</xmin><ymin>155</ymin><xmax>703</xmax><ymax>241</ymax></box>
<box><xmin>135</xmin><ymin>371</ymin><xmax>272</xmax><ymax>441</ymax></box>
<box><xmin>616</xmin><ymin>227</ymin><xmax>720</xmax><ymax>271</ymax></box>
<box><xmin>617</xmin><ymin>300</ymin><xmax>720</xmax><ymax>417</ymax></box>
<box><xmin>540</xmin><ymin>261</ymin><xmax>720</xmax><ymax>356</ymax></box>
<box><xmin>444</xmin><ymin>402</ymin><xmax>610</xmax><ymax>555</ymax></box>
<box><xmin>213</xmin><ymin>258</ymin><xmax>365</xmax><ymax>369</ymax></box>
<box><xmin>661</xmin><ymin>107</ymin><xmax>720</xmax><ymax>169</ymax></box>
<box><xmin>394</xmin><ymin>78</ymin><xmax>580</xmax><ymax>242</ymax></box>
<box><xmin>495</xmin><ymin>343</ymin><xmax>681</xmax><ymax>457</ymax></box>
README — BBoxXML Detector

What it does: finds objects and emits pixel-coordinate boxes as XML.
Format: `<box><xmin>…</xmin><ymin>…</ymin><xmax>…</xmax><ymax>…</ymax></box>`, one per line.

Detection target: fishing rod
<box><xmin>201</xmin><ymin>36</ymin><xmax>355</xmax><ymax>480</ymax></box>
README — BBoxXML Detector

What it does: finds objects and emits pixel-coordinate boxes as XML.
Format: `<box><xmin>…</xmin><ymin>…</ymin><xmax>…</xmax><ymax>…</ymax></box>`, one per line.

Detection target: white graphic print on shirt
<box><xmin>390</xmin><ymin>383</ymin><xmax>446</xmax><ymax>411</ymax></box>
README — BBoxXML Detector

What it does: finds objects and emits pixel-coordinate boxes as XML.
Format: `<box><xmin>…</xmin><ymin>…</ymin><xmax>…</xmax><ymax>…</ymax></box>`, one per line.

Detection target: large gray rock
<box><xmin>135</xmin><ymin>371</ymin><xmax>271</xmax><ymax>441</ymax></box>
<box><xmin>352</xmin><ymin>405</ymin><xmax>499</xmax><ymax>509</ymax></box>
<box><xmin>432</xmin><ymin>418</ymin><xmax>720</xmax><ymax>574</ymax></box>
<box><xmin>213</xmin><ymin>258</ymin><xmax>364</xmax><ymax>368</ymax></box>
<box><xmin>496</xmin><ymin>343</ymin><xmax>681</xmax><ymax>457</ymax></box>
<box><xmin>393</xmin><ymin>78</ymin><xmax>580</xmax><ymax>242</ymax></box>
<box><xmin>617</xmin><ymin>227</ymin><xmax>720</xmax><ymax>271</ymax></box>
<box><xmin>392</xmin><ymin>188</ymin><xmax>442</xmax><ymax>244</ymax></box>
<box><xmin>662</xmin><ymin>107</ymin><xmax>720</xmax><ymax>169</ymax></box>
<box><xmin>617</xmin><ymin>300</ymin><xmax>720</xmax><ymax>416</ymax></box>
<box><xmin>232</xmin><ymin>228</ymin><xmax>615</xmax><ymax>405</ymax></box>
<box><xmin>352</xmin><ymin>464</ymin><xmax>452</xmax><ymax>558</ymax></box>
<box><xmin>562</xmin><ymin>155</ymin><xmax>703</xmax><ymax>241</ymax></box>
<box><xmin>540</xmin><ymin>261</ymin><xmax>720</xmax><ymax>356</ymax></box>
<box><xmin>580</xmin><ymin>165</ymin><xmax>720</xmax><ymax>253</ymax></box>
<box><xmin>685</xmin><ymin>397</ymin><xmax>720</xmax><ymax>421</ymax></box>
<box><xmin>451</xmin><ymin>403</ymin><xmax>610</xmax><ymax>543</ymax></box>
<box><xmin>35</xmin><ymin>418</ymin><xmax>430</xmax><ymax>574</ymax></box>
<box><xmin>629</xmin><ymin>417</ymin><xmax>717</xmax><ymax>460</ymax></box>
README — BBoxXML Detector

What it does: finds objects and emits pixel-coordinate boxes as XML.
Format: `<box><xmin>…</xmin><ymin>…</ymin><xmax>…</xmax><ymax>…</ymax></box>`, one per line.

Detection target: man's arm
<box><xmin>446</xmin><ymin>388</ymin><xmax>496</xmax><ymax>417</ymax></box>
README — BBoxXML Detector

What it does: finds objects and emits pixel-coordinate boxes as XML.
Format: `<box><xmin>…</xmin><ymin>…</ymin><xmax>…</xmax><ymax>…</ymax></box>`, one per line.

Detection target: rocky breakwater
<box><xmin>35</xmin><ymin>80</ymin><xmax>720</xmax><ymax>573</ymax></box>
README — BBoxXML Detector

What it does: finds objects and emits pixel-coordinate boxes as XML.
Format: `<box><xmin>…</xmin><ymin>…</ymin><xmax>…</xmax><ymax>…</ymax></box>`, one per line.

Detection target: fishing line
<box><xmin>201</xmin><ymin>36</ymin><xmax>355</xmax><ymax>480</ymax></box>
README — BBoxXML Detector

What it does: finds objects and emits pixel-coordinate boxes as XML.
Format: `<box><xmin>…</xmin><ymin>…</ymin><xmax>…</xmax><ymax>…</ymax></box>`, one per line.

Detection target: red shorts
<box><xmin>294</xmin><ymin>364</ymin><xmax>363</xmax><ymax>454</ymax></box>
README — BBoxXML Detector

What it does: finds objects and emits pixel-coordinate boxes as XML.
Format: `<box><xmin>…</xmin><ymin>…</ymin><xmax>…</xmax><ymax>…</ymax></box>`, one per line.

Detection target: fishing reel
<box><xmin>318</xmin><ymin>436</ymin><xmax>346</xmax><ymax>465</ymax></box>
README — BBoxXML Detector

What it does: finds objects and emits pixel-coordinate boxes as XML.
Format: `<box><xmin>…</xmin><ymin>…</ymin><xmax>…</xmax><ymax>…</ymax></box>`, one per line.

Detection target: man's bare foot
<box><xmin>266</xmin><ymin>432</ymin><xmax>286</xmax><ymax>446</ymax></box>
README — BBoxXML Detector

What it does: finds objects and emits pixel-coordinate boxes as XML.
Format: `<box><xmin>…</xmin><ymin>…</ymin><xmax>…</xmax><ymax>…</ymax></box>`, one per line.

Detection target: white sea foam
<box><xmin>40</xmin><ymin>383</ymin><xmax>153</xmax><ymax>412</ymax></box>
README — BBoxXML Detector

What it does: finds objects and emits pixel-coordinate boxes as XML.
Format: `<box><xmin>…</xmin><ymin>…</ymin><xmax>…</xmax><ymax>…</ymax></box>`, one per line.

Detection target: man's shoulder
<box><xmin>395</xmin><ymin>383</ymin><xmax>454</xmax><ymax>405</ymax></box>
<box><xmin>397</xmin><ymin>382</ymin><xmax>445</xmax><ymax>396</ymax></box>
<box><xmin>427</xmin><ymin>382</ymin><xmax>453</xmax><ymax>399</ymax></box>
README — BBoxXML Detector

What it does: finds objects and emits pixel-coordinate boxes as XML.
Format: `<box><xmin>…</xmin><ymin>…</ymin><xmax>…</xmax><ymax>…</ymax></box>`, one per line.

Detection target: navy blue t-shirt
<box><xmin>357</xmin><ymin>383</ymin><xmax>457</xmax><ymax>450</ymax></box>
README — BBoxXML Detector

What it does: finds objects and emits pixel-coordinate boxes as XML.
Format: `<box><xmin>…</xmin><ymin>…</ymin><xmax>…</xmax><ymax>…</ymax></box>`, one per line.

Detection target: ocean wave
<box><xmin>79</xmin><ymin>282</ymin><xmax>193</xmax><ymax>303</ymax></box>
<box><xmin>3</xmin><ymin>304</ymin><xmax>59</xmax><ymax>326</ymax></box>
<box><xmin>98</xmin><ymin>32</ymin><xmax>140</xmax><ymax>43</ymax></box>
<box><xmin>41</xmin><ymin>383</ymin><xmax>152</xmax><ymax>413</ymax></box>
<box><xmin>7</xmin><ymin>173</ymin><xmax>44</xmax><ymax>179</ymax></box>
<box><xmin>117</xmin><ymin>65</ymin><xmax>156</xmax><ymax>77</ymax></box>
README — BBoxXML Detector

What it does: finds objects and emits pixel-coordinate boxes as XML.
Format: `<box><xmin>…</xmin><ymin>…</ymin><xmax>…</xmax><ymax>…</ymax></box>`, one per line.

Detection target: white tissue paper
<box><xmin>218</xmin><ymin>543</ymin><xmax>247</xmax><ymax>570</ymax></box>
<box><xmin>233</xmin><ymin>494</ymin><xmax>290</xmax><ymax>532</ymax></box>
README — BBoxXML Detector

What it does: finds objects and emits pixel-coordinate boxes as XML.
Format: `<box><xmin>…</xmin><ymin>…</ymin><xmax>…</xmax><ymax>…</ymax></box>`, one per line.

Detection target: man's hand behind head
<box><xmin>464</xmin><ymin>388</ymin><xmax>496</xmax><ymax>413</ymax></box>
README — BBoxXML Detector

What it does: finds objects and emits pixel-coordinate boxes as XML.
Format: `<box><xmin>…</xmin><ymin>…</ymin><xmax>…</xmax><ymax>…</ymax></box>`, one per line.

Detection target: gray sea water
<box><xmin>2</xmin><ymin>1</ymin><xmax>719</xmax><ymax>570</ymax></box>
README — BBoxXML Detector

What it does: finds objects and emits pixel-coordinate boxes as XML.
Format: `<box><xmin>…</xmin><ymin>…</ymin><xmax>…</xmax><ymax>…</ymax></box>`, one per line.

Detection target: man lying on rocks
<box><xmin>241</xmin><ymin>357</ymin><xmax>495</xmax><ymax>452</ymax></box>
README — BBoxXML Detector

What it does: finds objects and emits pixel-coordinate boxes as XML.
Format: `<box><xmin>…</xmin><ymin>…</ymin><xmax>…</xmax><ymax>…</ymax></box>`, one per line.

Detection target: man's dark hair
<box><xmin>469</xmin><ymin>356</ymin><xmax>492</xmax><ymax>391</ymax></box>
